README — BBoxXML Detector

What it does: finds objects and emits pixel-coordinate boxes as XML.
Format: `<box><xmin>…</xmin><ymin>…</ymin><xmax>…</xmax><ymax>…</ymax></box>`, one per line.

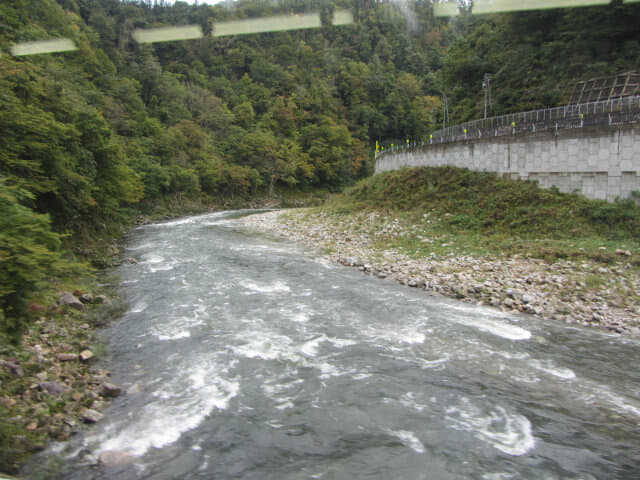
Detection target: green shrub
<box><xmin>0</xmin><ymin>180</ymin><xmax>83</xmax><ymax>343</ymax></box>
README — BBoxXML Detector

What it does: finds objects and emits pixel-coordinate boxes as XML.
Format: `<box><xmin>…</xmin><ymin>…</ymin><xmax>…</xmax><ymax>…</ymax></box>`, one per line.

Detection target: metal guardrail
<box><xmin>375</xmin><ymin>95</ymin><xmax>640</xmax><ymax>158</ymax></box>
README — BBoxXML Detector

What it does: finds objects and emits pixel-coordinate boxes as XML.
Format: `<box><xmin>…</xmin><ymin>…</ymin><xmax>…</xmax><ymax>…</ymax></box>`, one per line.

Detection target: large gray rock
<box><xmin>98</xmin><ymin>450</ymin><xmax>136</xmax><ymax>468</ymax></box>
<box><xmin>82</xmin><ymin>409</ymin><xmax>104</xmax><ymax>423</ymax></box>
<box><xmin>58</xmin><ymin>292</ymin><xmax>84</xmax><ymax>310</ymax></box>
<box><xmin>101</xmin><ymin>382</ymin><xmax>122</xmax><ymax>398</ymax></box>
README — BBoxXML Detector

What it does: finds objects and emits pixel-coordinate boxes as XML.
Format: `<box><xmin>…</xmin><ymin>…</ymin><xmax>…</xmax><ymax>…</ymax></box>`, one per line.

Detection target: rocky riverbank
<box><xmin>240</xmin><ymin>209</ymin><xmax>640</xmax><ymax>337</ymax></box>
<box><xmin>0</xmin><ymin>290</ymin><xmax>124</xmax><ymax>475</ymax></box>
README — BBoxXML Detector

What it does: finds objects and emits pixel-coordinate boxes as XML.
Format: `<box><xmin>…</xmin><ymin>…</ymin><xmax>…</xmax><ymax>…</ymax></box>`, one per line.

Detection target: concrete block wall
<box><xmin>375</xmin><ymin>124</ymin><xmax>640</xmax><ymax>201</ymax></box>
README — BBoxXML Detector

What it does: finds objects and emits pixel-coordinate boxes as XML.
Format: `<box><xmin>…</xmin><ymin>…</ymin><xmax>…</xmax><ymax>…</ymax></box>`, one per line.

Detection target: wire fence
<box><xmin>375</xmin><ymin>95</ymin><xmax>640</xmax><ymax>158</ymax></box>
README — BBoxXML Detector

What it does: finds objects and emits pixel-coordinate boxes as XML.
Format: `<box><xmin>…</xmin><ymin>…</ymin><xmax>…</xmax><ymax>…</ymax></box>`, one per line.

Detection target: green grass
<box><xmin>322</xmin><ymin>166</ymin><xmax>640</xmax><ymax>262</ymax></box>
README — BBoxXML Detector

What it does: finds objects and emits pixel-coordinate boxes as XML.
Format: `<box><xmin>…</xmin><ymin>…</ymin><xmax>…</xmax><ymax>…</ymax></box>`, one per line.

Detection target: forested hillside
<box><xmin>0</xmin><ymin>0</ymin><xmax>638</xmax><ymax>341</ymax></box>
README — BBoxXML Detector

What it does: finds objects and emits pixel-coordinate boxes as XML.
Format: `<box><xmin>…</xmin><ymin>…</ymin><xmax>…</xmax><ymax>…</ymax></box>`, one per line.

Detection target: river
<box><xmin>25</xmin><ymin>210</ymin><xmax>640</xmax><ymax>479</ymax></box>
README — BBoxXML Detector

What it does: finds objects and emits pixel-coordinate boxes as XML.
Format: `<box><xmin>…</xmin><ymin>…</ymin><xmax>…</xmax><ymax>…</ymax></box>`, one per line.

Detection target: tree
<box><xmin>0</xmin><ymin>181</ymin><xmax>82</xmax><ymax>343</ymax></box>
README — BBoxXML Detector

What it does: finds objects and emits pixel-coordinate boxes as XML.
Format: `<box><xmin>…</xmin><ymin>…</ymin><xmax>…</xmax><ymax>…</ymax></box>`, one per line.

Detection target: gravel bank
<box><xmin>240</xmin><ymin>209</ymin><xmax>640</xmax><ymax>337</ymax></box>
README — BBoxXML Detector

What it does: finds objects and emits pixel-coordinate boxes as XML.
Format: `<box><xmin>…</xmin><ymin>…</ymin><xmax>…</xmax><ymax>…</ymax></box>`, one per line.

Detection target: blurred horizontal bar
<box><xmin>213</xmin><ymin>9</ymin><xmax>353</xmax><ymax>37</ymax></box>
<box><xmin>472</xmin><ymin>0</ymin><xmax>610</xmax><ymax>14</ymax></box>
<box><xmin>333</xmin><ymin>9</ymin><xmax>354</xmax><ymax>26</ymax></box>
<box><xmin>133</xmin><ymin>25</ymin><xmax>203</xmax><ymax>44</ymax></box>
<box><xmin>10</xmin><ymin>38</ymin><xmax>77</xmax><ymax>56</ymax></box>
<box><xmin>213</xmin><ymin>13</ymin><xmax>320</xmax><ymax>36</ymax></box>
<box><xmin>432</xmin><ymin>2</ymin><xmax>460</xmax><ymax>17</ymax></box>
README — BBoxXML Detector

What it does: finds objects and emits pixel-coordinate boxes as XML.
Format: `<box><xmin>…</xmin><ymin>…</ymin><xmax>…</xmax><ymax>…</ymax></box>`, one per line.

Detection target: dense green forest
<box><xmin>0</xmin><ymin>0</ymin><xmax>638</xmax><ymax>341</ymax></box>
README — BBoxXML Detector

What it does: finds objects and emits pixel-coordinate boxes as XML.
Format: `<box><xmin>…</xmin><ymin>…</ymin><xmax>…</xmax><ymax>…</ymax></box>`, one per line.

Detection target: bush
<box><xmin>0</xmin><ymin>181</ymin><xmax>81</xmax><ymax>342</ymax></box>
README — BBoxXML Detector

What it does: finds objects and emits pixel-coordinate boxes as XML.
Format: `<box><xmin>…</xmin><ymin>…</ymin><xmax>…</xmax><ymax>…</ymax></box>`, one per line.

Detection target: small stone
<box><xmin>505</xmin><ymin>288</ymin><xmax>516</xmax><ymax>298</ymax></box>
<box><xmin>101</xmin><ymin>382</ymin><xmax>122</xmax><ymax>398</ymax></box>
<box><xmin>79</xmin><ymin>293</ymin><xmax>93</xmax><ymax>304</ymax></box>
<box><xmin>521</xmin><ymin>294</ymin><xmax>534</xmax><ymax>304</ymax></box>
<box><xmin>0</xmin><ymin>397</ymin><xmax>16</xmax><ymax>408</ymax></box>
<box><xmin>79</xmin><ymin>350</ymin><xmax>94</xmax><ymax>361</ymax></box>
<box><xmin>26</xmin><ymin>421</ymin><xmax>38</xmax><ymax>431</ymax></box>
<box><xmin>94</xmin><ymin>295</ymin><xmax>108</xmax><ymax>304</ymax></box>
<box><xmin>503</xmin><ymin>298</ymin><xmax>514</xmax><ymax>308</ymax></box>
<box><xmin>0</xmin><ymin>360</ymin><xmax>24</xmax><ymax>378</ymax></box>
<box><xmin>82</xmin><ymin>409</ymin><xmax>104</xmax><ymax>423</ymax></box>
<box><xmin>39</xmin><ymin>381</ymin><xmax>67</xmax><ymax>397</ymax></box>
<box><xmin>57</xmin><ymin>353</ymin><xmax>78</xmax><ymax>362</ymax></box>
<box><xmin>71</xmin><ymin>392</ymin><xmax>83</xmax><ymax>402</ymax></box>
<box><xmin>126</xmin><ymin>383</ymin><xmax>142</xmax><ymax>395</ymax></box>
<box><xmin>90</xmin><ymin>400</ymin><xmax>108</xmax><ymax>411</ymax></box>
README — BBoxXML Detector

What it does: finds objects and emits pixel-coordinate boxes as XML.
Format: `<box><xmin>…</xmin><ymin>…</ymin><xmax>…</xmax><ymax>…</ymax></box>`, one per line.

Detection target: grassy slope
<box><xmin>324</xmin><ymin>166</ymin><xmax>640</xmax><ymax>262</ymax></box>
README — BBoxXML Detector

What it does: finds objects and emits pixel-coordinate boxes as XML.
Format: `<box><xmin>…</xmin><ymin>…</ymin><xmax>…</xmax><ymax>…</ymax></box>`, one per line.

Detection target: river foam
<box><xmin>446</xmin><ymin>399</ymin><xmax>535</xmax><ymax>456</ymax></box>
<box><xmin>93</xmin><ymin>364</ymin><xmax>238</xmax><ymax>457</ymax></box>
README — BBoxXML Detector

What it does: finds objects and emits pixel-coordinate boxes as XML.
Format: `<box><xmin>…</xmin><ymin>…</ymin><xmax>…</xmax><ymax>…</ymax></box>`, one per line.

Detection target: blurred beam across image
<box><xmin>213</xmin><ymin>10</ymin><xmax>353</xmax><ymax>37</ymax></box>
<box><xmin>434</xmin><ymin>0</ymin><xmax>615</xmax><ymax>17</ymax></box>
<box><xmin>10</xmin><ymin>38</ymin><xmax>77</xmax><ymax>56</ymax></box>
<box><xmin>133</xmin><ymin>25</ymin><xmax>203</xmax><ymax>44</ymax></box>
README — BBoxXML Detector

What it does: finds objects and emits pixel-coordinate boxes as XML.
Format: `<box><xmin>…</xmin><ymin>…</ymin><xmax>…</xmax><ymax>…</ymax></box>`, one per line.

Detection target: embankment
<box><xmin>240</xmin><ymin>167</ymin><xmax>640</xmax><ymax>336</ymax></box>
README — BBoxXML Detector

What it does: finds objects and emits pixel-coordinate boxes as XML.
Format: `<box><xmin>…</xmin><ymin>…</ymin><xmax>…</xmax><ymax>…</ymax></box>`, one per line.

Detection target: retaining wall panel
<box><xmin>375</xmin><ymin>124</ymin><xmax>639</xmax><ymax>201</ymax></box>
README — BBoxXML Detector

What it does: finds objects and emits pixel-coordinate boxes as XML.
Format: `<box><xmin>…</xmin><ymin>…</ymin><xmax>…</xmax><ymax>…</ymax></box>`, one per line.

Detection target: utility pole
<box><xmin>483</xmin><ymin>73</ymin><xmax>492</xmax><ymax>119</ymax></box>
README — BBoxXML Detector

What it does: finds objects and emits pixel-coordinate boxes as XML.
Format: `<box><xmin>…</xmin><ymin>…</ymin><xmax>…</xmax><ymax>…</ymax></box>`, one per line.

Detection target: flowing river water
<box><xmin>27</xmin><ymin>210</ymin><xmax>640</xmax><ymax>479</ymax></box>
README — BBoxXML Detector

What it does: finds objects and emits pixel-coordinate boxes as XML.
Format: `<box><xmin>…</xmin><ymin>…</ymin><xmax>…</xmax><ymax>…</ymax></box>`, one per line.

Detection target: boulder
<box><xmin>58</xmin><ymin>292</ymin><xmax>84</xmax><ymax>310</ymax></box>
<box><xmin>101</xmin><ymin>382</ymin><xmax>122</xmax><ymax>398</ymax></box>
<box><xmin>98</xmin><ymin>450</ymin><xmax>136</xmax><ymax>469</ymax></box>
<box><xmin>82</xmin><ymin>409</ymin><xmax>104</xmax><ymax>423</ymax></box>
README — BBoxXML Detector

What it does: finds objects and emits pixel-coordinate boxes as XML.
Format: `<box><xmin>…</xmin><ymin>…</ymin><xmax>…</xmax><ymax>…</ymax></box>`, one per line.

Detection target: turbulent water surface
<box><xmin>27</xmin><ymin>211</ymin><xmax>640</xmax><ymax>479</ymax></box>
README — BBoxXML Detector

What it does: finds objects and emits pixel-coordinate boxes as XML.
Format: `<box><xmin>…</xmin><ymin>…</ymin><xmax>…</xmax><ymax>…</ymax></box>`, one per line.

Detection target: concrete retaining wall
<box><xmin>374</xmin><ymin>124</ymin><xmax>640</xmax><ymax>201</ymax></box>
